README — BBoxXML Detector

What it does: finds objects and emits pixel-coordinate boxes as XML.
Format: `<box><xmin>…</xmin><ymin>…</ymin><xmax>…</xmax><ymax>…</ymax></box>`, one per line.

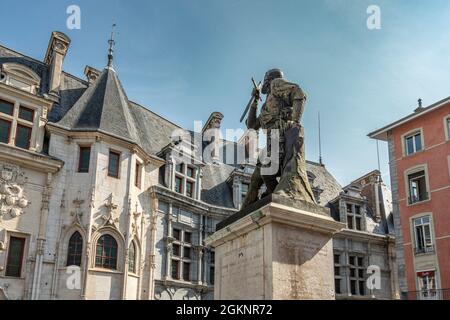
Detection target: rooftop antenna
<box><xmin>318</xmin><ymin>111</ymin><xmax>323</xmax><ymax>166</ymax></box>
<box><xmin>107</xmin><ymin>23</ymin><xmax>117</xmax><ymax>68</ymax></box>
<box><xmin>376</xmin><ymin>140</ymin><xmax>382</xmax><ymax>182</ymax></box>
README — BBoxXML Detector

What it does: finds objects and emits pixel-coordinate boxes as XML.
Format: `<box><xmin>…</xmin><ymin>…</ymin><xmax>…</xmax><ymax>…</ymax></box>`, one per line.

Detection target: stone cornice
<box><xmin>335</xmin><ymin>228</ymin><xmax>394</xmax><ymax>243</ymax></box>
<box><xmin>0</xmin><ymin>144</ymin><xmax>63</xmax><ymax>173</ymax></box>
<box><xmin>206</xmin><ymin>201</ymin><xmax>346</xmax><ymax>247</ymax></box>
<box><xmin>151</xmin><ymin>185</ymin><xmax>236</xmax><ymax>219</ymax></box>
<box><xmin>0</xmin><ymin>83</ymin><xmax>54</xmax><ymax>109</ymax></box>
<box><xmin>46</xmin><ymin>123</ymin><xmax>165</xmax><ymax>166</ymax></box>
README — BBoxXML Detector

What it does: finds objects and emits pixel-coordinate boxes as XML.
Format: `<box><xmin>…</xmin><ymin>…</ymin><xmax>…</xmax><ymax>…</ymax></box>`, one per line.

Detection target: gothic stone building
<box><xmin>0</xmin><ymin>31</ymin><xmax>398</xmax><ymax>300</ymax></box>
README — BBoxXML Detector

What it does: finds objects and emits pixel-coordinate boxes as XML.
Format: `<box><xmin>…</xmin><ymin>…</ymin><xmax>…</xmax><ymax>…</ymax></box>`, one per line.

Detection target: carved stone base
<box><xmin>205</xmin><ymin>196</ymin><xmax>345</xmax><ymax>300</ymax></box>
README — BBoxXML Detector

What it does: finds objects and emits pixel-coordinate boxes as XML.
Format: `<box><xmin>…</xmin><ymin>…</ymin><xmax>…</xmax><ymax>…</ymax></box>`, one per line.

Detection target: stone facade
<box><xmin>0</xmin><ymin>31</ymin><xmax>398</xmax><ymax>300</ymax></box>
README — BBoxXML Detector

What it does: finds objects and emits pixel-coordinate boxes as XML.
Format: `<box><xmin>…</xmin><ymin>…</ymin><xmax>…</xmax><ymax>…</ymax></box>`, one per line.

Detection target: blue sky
<box><xmin>2</xmin><ymin>0</ymin><xmax>450</xmax><ymax>186</ymax></box>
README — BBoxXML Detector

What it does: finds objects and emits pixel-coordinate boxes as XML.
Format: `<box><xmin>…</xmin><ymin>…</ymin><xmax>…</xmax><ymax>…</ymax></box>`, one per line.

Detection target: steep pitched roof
<box><xmin>56</xmin><ymin>67</ymin><xmax>141</xmax><ymax>144</ymax></box>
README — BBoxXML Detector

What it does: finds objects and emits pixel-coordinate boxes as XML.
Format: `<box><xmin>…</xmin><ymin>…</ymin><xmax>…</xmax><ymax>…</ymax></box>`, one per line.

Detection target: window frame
<box><xmin>175</xmin><ymin>176</ymin><xmax>183</xmax><ymax>194</ymax></box>
<box><xmin>170</xmin><ymin>227</ymin><xmax>194</xmax><ymax>283</ymax></box>
<box><xmin>173</xmin><ymin>162</ymin><xmax>197</xmax><ymax>198</ymax></box>
<box><xmin>405</xmin><ymin>165</ymin><xmax>431</xmax><ymax>206</ymax></box>
<box><xmin>334</xmin><ymin>253</ymin><xmax>343</xmax><ymax>295</ymax></box>
<box><xmin>95</xmin><ymin>234</ymin><xmax>119</xmax><ymax>270</ymax></box>
<box><xmin>412</xmin><ymin>215</ymin><xmax>435</xmax><ymax>255</ymax></box>
<box><xmin>182</xmin><ymin>262</ymin><xmax>191</xmax><ymax>281</ymax></box>
<box><xmin>416</xmin><ymin>270</ymin><xmax>439</xmax><ymax>299</ymax></box>
<box><xmin>135</xmin><ymin>161</ymin><xmax>143</xmax><ymax>189</ymax></box>
<box><xmin>444</xmin><ymin>115</ymin><xmax>450</xmax><ymax>142</ymax></box>
<box><xmin>348</xmin><ymin>254</ymin><xmax>366</xmax><ymax>296</ymax></box>
<box><xmin>402</xmin><ymin>128</ymin><xmax>424</xmax><ymax>157</ymax></box>
<box><xmin>0</xmin><ymin>118</ymin><xmax>12</xmax><ymax>144</ymax></box>
<box><xmin>5</xmin><ymin>235</ymin><xmax>26</xmax><ymax>278</ymax></box>
<box><xmin>0</xmin><ymin>98</ymin><xmax>14</xmax><ymax>116</ymax></box>
<box><xmin>108</xmin><ymin>150</ymin><xmax>121</xmax><ymax>179</ymax></box>
<box><xmin>77</xmin><ymin>145</ymin><xmax>91</xmax><ymax>173</ymax></box>
<box><xmin>14</xmin><ymin>123</ymin><xmax>32</xmax><ymax>150</ymax></box>
<box><xmin>345</xmin><ymin>202</ymin><xmax>363</xmax><ymax>231</ymax></box>
<box><xmin>18</xmin><ymin>106</ymin><xmax>35</xmax><ymax>122</ymax></box>
<box><xmin>67</xmin><ymin>231</ymin><xmax>83</xmax><ymax>267</ymax></box>
<box><xmin>186</xmin><ymin>180</ymin><xmax>194</xmax><ymax>198</ymax></box>
<box><xmin>0</xmin><ymin>96</ymin><xmax>38</xmax><ymax>151</ymax></box>
<box><xmin>171</xmin><ymin>259</ymin><xmax>180</xmax><ymax>280</ymax></box>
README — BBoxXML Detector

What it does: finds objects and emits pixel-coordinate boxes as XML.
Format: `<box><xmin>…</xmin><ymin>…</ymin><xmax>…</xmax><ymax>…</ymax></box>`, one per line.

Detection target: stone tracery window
<box><xmin>95</xmin><ymin>234</ymin><xmax>118</xmax><ymax>270</ymax></box>
<box><xmin>67</xmin><ymin>231</ymin><xmax>83</xmax><ymax>267</ymax></box>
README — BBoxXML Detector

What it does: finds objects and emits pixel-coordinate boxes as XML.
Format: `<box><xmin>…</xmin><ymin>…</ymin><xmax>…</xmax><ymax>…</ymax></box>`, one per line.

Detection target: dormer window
<box><xmin>346</xmin><ymin>203</ymin><xmax>363</xmax><ymax>231</ymax></box>
<box><xmin>1</xmin><ymin>63</ymin><xmax>41</xmax><ymax>94</ymax></box>
<box><xmin>173</xmin><ymin>163</ymin><xmax>197</xmax><ymax>199</ymax></box>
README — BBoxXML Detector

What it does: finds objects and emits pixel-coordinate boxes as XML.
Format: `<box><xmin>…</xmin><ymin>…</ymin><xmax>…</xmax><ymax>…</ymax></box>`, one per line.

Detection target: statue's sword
<box><xmin>240</xmin><ymin>78</ymin><xmax>262</xmax><ymax>123</ymax></box>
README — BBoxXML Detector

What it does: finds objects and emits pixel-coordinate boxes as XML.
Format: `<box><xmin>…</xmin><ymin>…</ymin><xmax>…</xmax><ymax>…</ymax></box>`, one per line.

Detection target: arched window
<box><xmin>95</xmin><ymin>234</ymin><xmax>118</xmax><ymax>270</ymax></box>
<box><xmin>128</xmin><ymin>242</ymin><xmax>137</xmax><ymax>273</ymax></box>
<box><xmin>67</xmin><ymin>232</ymin><xmax>83</xmax><ymax>267</ymax></box>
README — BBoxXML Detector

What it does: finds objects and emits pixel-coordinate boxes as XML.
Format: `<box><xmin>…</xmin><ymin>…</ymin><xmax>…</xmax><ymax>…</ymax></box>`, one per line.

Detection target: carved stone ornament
<box><xmin>0</xmin><ymin>164</ymin><xmax>29</xmax><ymax>220</ymax></box>
<box><xmin>100</xmin><ymin>194</ymin><xmax>120</xmax><ymax>229</ymax></box>
<box><xmin>70</xmin><ymin>193</ymin><xmax>85</xmax><ymax>228</ymax></box>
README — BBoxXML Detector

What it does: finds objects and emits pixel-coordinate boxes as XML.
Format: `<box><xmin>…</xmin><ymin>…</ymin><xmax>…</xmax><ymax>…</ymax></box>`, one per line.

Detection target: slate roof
<box><xmin>0</xmin><ymin>45</ymin><xmax>51</xmax><ymax>96</ymax></box>
<box><xmin>55</xmin><ymin>67</ymin><xmax>141</xmax><ymax>144</ymax></box>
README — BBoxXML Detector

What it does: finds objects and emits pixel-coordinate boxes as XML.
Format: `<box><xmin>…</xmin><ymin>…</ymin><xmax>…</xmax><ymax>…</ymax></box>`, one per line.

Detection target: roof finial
<box><xmin>415</xmin><ymin>98</ymin><xmax>424</xmax><ymax>113</ymax></box>
<box><xmin>107</xmin><ymin>23</ymin><xmax>116</xmax><ymax>68</ymax></box>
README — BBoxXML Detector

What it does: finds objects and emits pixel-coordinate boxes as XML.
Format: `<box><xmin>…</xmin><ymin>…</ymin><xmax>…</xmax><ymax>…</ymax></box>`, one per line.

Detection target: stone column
<box><xmin>232</xmin><ymin>176</ymin><xmax>241</xmax><ymax>210</ymax></box>
<box><xmin>31</xmin><ymin>173</ymin><xmax>53</xmax><ymax>300</ymax></box>
<box><xmin>164</xmin><ymin>205</ymin><xmax>173</xmax><ymax>280</ymax></box>
<box><xmin>165</xmin><ymin>154</ymin><xmax>174</xmax><ymax>189</ymax></box>
<box><xmin>195</xmin><ymin>167</ymin><xmax>203</xmax><ymax>200</ymax></box>
<box><xmin>196</xmin><ymin>247</ymin><xmax>204</xmax><ymax>285</ymax></box>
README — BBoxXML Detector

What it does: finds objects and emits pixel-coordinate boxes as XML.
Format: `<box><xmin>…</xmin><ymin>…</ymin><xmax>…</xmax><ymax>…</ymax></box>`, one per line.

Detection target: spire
<box><xmin>318</xmin><ymin>111</ymin><xmax>323</xmax><ymax>166</ymax></box>
<box><xmin>107</xmin><ymin>23</ymin><xmax>116</xmax><ymax>68</ymax></box>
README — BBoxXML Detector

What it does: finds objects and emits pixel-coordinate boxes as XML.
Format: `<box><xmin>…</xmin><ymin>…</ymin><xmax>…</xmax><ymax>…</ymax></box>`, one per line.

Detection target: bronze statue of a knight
<box><xmin>242</xmin><ymin>69</ymin><xmax>316</xmax><ymax>209</ymax></box>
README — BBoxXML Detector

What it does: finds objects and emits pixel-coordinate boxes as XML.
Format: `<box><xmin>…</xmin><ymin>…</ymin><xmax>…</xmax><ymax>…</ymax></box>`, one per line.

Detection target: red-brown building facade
<box><xmin>370</xmin><ymin>99</ymin><xmax>450</xmax><ymax>300</ymax></box>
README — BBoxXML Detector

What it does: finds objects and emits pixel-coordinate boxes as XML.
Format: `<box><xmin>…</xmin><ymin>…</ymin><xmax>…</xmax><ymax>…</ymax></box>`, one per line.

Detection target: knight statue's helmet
<box><xmin>264</xmin><ymin>68</ymin><xmax>284</xmax><ymax>83</ymax></box>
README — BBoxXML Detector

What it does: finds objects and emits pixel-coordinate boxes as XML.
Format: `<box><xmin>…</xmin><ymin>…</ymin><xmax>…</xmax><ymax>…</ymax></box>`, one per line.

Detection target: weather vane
<box><xmin>107</xmin><ymin>23</ymin><xmax>117</xmax><ymax>67</ymax></box>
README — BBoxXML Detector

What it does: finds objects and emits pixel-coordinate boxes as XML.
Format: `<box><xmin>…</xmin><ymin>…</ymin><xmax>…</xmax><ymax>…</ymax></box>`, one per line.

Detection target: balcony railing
<box><xmin>414</xmin><ymin>245</ymin><xmax>435</xmax><ymax>255</ymax></box>
<box><xmin>403</xmin><ymin>289</ymin><xmax>450</xmax><ymax>300</ymax></box>
<box><xmin>408</xmin><ymin>192</ymin><xmax>429</xmax><ymax>205</ymax></box>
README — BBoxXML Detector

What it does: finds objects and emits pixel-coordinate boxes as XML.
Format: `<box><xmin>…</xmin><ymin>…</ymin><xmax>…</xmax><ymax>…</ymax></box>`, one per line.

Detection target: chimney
<box><xmin>202</xmin><ymin>112</ymin><xmax>224</xmax><ymax>164</ymax></box>
<box><xmin>414</xmin><ymin>98</ymin><xmax>424</xmax><ymax>113</ymax></box>
<box><xmin>84</xmin><ymin>66</ymin><xmax>101</xmax><ymax>85</ymax></box>
<box><xmin>44</xmin><ymin>31</ymin><xmax>71</xmax><ymax>94</ymax></box>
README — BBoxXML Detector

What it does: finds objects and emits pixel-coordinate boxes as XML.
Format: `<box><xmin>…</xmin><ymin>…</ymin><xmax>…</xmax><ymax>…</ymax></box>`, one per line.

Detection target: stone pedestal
<box><xmin>205</xmin><ymin>195</ymin><xmax>345</xmax><ymax>300</ymax></box>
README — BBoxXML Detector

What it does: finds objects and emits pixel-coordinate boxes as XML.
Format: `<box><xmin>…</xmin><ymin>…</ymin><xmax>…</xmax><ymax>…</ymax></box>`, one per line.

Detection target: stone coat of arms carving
<box><xmin>0</xmin><ymin>164</ymin><xmax>29</xmax><ymax>220</ymax></box>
